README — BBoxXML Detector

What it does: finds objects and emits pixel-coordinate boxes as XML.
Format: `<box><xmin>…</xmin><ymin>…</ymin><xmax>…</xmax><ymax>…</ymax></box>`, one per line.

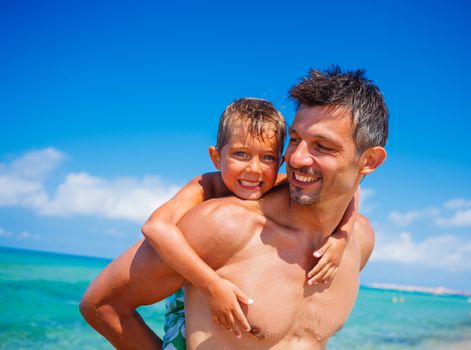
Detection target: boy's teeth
<box><xmin>294</xmin><ymin>173</ymin><xmax>319</xmax><ymax>183</ymax></box>
<box><xmin>240</xmin><ymin>180</ymin><xmax>260</xmax><ymax>187</ymax></box>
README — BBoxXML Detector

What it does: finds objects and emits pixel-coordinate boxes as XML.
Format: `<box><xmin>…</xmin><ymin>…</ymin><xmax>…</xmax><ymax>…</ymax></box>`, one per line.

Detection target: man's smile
<box><xmin>293</xmin><ymin>173</ymin><xmax>321</xmax><ymax>183</ymax></box>
<box><xmin>289</xmin><ymin>169</ymin><xmax>322</xmax><ymax>188</ymax></box>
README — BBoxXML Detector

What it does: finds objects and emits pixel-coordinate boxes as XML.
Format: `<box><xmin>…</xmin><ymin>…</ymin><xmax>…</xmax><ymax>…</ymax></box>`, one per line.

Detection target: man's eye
<box><xmin>289</xmin><ymin>137</ymin><xmax>300</xmax><ymax>144</ymax></box>
<box><xmin>317</xmin><ymin>144</ymin><xmax>332</xmax><ymax>152</ymax></box>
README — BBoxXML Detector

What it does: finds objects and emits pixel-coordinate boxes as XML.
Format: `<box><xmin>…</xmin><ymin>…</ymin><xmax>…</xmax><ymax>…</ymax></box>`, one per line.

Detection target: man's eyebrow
<box><xmin>288</xmin><ymin>127</ymin><xmax>343</xmax><ymax>148</ymax></box>
<box><xmin>311</xmin><ymin>133</ymin><xmax>338</xmax><ymax>142</ymax></box>
<box><xmin>289</xmin><ymin>129</ymin><xmax>339</xmax><ymax>144</ymax></box>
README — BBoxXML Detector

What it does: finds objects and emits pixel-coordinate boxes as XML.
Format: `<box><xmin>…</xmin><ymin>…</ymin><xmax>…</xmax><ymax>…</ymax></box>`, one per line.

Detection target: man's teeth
<box><xmin>294</xmin><ymin>173</ymin><xmax>319</xmax><ymax>183</ymax></box>
<box><xmin>240</xmin><ymin>180</ymin><xmax>261</xmax><ymax>187</ymax></box>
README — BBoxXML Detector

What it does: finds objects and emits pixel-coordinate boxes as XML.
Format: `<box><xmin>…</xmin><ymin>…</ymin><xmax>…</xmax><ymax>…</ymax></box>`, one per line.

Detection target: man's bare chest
<box><xmin>216</xmin><ymin>241</ymin><xmax>360</xmax><ymax>344</ymax></box>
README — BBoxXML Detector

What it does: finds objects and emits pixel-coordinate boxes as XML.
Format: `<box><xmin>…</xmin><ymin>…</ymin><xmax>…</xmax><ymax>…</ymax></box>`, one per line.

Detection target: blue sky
<box><xmin>1</xmin><ymin>0</ymin><xmax>471</xmax><ymax>290</ymax></box>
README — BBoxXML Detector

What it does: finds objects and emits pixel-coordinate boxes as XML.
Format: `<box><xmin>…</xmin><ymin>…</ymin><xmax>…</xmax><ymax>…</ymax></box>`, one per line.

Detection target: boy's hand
<box><xmin>207</xmin><ymin>278</ymin><xmax>253</xmax><ymax>338</ymax></box>
<box><xmin>307</xmin><ymin>230</ymin><xmax>348</xmax><ymax>285</ymax></box>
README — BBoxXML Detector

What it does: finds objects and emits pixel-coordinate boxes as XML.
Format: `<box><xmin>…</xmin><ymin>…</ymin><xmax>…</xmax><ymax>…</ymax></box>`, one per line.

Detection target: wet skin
<box><xmin>80</xmin><ymin>105</ymin><xmax>381</xmax><ymax>350</ymax></box>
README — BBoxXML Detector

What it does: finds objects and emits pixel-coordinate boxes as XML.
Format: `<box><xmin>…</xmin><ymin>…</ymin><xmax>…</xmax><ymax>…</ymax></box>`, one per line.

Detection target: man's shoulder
<box><xmin>189</xmin><ymin>196</ymin><xmax>262</xmax><ymax>223</ymax></box>
<box><xmin>192</xmin><ymin>185</ymin><xmax>290</xmax><ymax>228</ymax></box>
<box><xmin>353</xmin><ymin>214</ymin><xmax>375</xmax><ymax>271</ymax></box>
<box><xmin>177</xmin><ymin>196</ymin><xmax>264</xmax><ymax>268</ymax></box>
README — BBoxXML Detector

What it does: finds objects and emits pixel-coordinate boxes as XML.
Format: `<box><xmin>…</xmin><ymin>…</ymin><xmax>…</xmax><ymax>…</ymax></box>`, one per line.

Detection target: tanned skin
<box><xmin>80</xmin><ymin>105</ymin><xmax>385</xmax><ymax>349</ymax></box>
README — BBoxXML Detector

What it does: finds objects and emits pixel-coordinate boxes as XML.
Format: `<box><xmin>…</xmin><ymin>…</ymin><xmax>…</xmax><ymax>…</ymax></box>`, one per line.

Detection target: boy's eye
<box><xmin>233</xmin><ymin>151</ymin><xmax>248</xmax><ymax>158</ymax></box>
<box><xmin>289</xmin><ymin>137</ymin><xmax>300</xmax><ymax>144</ymax></box>
<box><xmin>262</xmin><ymin>155</ymin><xmax>277</xmax><ymax>162</ymax></box>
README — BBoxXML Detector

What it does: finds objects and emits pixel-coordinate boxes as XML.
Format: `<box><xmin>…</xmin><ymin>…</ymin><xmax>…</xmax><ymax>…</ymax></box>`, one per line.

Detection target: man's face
<box><xmin>285</xmin><ymin>105</ymin><xmax>361</xmax><ymax>205</ymax></box>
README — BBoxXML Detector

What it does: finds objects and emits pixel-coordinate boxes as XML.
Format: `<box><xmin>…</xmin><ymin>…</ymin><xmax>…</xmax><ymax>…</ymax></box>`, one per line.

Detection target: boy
<box><xmin>141</xmin><ymin>98</ymin><xmax>358</xmax><ymax>349</ymax></box>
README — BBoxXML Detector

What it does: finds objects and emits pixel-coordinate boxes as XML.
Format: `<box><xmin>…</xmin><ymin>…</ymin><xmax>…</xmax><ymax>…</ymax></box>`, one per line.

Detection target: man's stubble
<box><xmin>288</xmin><ymin>169</ymin><xmax>323</xmax><ymax>205</ymax></box>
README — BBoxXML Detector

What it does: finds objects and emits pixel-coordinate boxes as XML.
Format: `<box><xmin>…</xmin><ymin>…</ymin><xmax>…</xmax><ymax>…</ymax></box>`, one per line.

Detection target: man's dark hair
<box><xmin>289</xmin><ymin>66</ymin><xmax>388</xmax><ymax>153</ymax></box>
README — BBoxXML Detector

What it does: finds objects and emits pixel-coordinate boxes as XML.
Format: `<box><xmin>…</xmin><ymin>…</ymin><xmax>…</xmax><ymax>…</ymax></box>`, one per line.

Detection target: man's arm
<box><xmin>80</xmin><ymin>239</ymin><xmax>184</xmax><ymax>349</ymax></box>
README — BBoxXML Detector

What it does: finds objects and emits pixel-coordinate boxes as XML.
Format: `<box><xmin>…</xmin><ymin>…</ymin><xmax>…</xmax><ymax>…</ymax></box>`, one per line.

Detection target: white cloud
<box><xmin>40</xmin><ymin>172</ymin><xmax>179</xmax><ymax>222</ymax></box>
<box><xmin>0</xmin><ymin>148</ymin><xmax>63</xmax><ymax>208</ymax></box>
<box><xmin>358</xmin><ymin>187</ymin><xmax>377</xmax><ymax>214</ymax></box>
<box><xmin>436</xmin><ymin>209</ymin><xmax>471</xmax><ymax>227</ymax></box>
<box><xmin>0</xmin><ymin>227</ymin><xmax>40</xmax><ymax>241</ymax></box>
<box><xmin>372</xmin><ymin>231</ymin><xmax>471</xmax><ymax>271</ymax></box>
<box><xmin>444</xmin><ymin>198</ymin><xmax>471</xmax><ymax>210</ymax></box>
<box><xmin>0</xmin><ymin>148</ymin><xmax>180</xmax><ymax>223</ymax></box>
<box><xmin>0</xmin><ymin>227</ymin><xmax>12</xmax><ymax>237</ymax></box>
<box><xmin>0</xmin><ymin>176</ymin><xmax>48</xmax><ymax>207</ymax></box>
<box><xmin>103</xmin><ymin>228</ymin><xmax>126</xmax><ymax>238</ymax></box>
<box><xmin>388</xmin><ymin>198</ymin><xmax>471</xmax><ymax>228</ymax></box>
<box><xmin>359</xmin><ymin>187</ymin><xmax>374</xmax><ymax>208</ymax></box>
<box><xmin>388</xmin><ymin>208</ymin><xmax>439</xmax><ymax>226</ymax></box>
<box><xmin>435</xmin><ymin>198</ymin><xmax>471</xmax><ymax>227</ymax></box>
<box><xmin>4</xmin><ymin>148</ymin><xmax>66</xmax><ymax>180</ymax></box>
<box><xmin>388</xmin><ymin>210</ymin><xmax>422</xmax><ymax>226</ymax></box>
<box><xmin>18</xmin><ymin>230</ymin><xmax>41</xmax><ymax>240</ymax></box>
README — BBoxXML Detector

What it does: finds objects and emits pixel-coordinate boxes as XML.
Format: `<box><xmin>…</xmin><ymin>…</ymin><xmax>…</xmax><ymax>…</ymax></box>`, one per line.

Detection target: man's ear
<box><xmin>359</xmin><ymin>147</ymin><xmax>387</xmax><ymax>175</ymax></box>
<box><xmin>208</xmin><ymin>146</ymin><xmax>221</xmax><ymax>170</ymax></box>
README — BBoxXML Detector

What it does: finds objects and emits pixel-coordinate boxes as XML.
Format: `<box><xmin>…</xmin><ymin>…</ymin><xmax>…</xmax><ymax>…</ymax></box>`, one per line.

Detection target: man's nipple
<box><xmin>249</xmin><ymin>325</ymin><xmax>265</xmax><ymax>340</ymax></box>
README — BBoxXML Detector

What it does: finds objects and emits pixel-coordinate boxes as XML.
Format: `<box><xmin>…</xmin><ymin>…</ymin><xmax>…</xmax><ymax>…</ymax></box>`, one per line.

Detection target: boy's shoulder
<box><xmin>193</xmin><ymin>171</ymin><xmax>231</xmax><ymax>199</ymax></box>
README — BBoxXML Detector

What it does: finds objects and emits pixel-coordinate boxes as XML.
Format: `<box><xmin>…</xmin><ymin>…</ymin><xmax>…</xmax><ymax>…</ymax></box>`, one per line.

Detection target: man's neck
<box><xmin>286</xmin><ymin>192</ymin><xmax>355</xmax><ymax>246</ymax></box>
<box><xmin>260</xmin><ymin>185</ymin><xmax>356</xmax><ymax>246</ymax></box>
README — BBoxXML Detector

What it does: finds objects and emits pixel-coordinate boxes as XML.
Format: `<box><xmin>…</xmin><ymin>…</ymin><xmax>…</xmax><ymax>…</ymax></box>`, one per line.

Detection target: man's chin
<box><xmin>289</xmin><ymin>189</ymin><xmax>320</xmax><ymax>206</ymax></box>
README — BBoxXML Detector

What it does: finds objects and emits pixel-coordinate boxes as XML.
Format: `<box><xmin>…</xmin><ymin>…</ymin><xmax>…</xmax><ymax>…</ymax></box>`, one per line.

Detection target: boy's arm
<box><xmin>141</xmin><ymin>172</ymin><xmax>252</xmax><ymax>335</ymax></box>
<box><xmin>307</xmin><ymin>188</ymin><xmax>359</xmax><ymax>284</ymax></box>
<box><xmin>142</xmin><ymin>173</ymin><xmax>219</xmax><ymax>287</ymax></box>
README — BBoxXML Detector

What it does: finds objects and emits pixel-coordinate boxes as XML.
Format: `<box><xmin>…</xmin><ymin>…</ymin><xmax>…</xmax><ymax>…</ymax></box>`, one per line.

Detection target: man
<box><xmin>80</xmin><ymin>66</ymin><xmax>388</xmax><ymax>349</ymax></box>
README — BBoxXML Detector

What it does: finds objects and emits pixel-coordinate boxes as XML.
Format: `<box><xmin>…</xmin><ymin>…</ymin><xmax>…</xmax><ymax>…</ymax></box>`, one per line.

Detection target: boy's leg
<box><xmin>80</xmin><ymin>239</ymin><xmax>186</xmax><ymax>350</ymax></box>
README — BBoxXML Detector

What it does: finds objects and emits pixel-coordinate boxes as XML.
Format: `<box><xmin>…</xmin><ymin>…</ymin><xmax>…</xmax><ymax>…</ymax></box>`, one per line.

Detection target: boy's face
<box><xmin>210</xmin><ymin>119</ymin><xmax>281</xmax><ymax>200</ymax></box>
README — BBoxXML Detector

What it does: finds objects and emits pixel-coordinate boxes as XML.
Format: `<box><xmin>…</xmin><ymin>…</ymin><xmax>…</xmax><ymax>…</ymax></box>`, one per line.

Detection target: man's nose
<box><xmin>288</xmin><ymin>141</ymin><xmax>314</xmax><ymax>169</ymax></box>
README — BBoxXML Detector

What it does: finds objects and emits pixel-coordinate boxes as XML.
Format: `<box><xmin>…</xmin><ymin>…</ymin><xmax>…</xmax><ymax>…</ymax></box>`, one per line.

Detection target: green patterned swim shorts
<box><xmin>162</xmin><ymin>289</ymin><xmax>186</xmax><ymax>350</ymax></box>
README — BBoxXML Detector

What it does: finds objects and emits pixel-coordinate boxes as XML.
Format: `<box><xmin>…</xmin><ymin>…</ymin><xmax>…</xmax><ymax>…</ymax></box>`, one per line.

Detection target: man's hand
<box><xmin>206</xmin><ymin>278</ymin><xmax>253</xmax><ymax>338</ymax></box>
<box><xmin>307</xmin><ymin>229</ymin><xmax>348</xmax><ymax>285</ymax></box>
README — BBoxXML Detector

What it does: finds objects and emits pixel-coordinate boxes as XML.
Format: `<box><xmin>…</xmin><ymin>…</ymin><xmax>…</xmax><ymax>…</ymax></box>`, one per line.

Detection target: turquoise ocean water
<box><xmin>1</xmin><ymin>246</ymin><xmax>470</xmax><ymax>350</ymax></box>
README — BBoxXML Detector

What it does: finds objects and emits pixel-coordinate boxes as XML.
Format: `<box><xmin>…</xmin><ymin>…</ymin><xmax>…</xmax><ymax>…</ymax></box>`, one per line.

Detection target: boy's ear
<box><xmin>208</xmin><ymin>146</ymin><xmax>221</xmax><ymax>170</ymax></box>
<box><xmin>359</xmin><ymin>146</ymin><xmax>387</xmax><ymax>175</ymax></box>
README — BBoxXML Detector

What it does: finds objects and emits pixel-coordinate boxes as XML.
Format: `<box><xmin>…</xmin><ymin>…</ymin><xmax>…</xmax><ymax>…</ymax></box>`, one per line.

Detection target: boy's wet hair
<box><xmin>289</xmin><ymin>65</ymin><xmax>388</xmax><ymax>153</ymax></box>
<box><xmin>217</xmin><ymin>98</ymin><xmax>286</xmax><ymax>154</ymax></box>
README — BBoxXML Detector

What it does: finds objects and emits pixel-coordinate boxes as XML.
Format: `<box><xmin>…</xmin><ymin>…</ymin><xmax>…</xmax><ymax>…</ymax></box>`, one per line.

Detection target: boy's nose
<box><xmin>246</xmin><ymin>158</ymin><xmax>262</xmax><ymax>174</ymax></box>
